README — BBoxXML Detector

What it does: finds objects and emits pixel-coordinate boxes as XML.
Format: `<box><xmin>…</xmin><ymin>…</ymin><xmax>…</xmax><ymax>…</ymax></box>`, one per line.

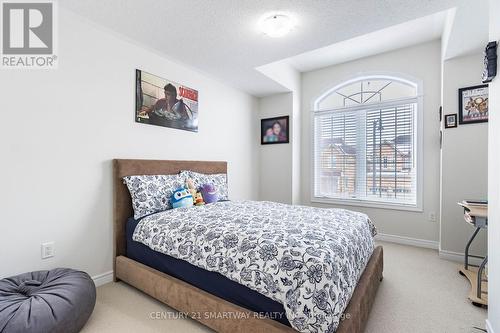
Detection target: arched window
<box><xmin>312</xmin><ymin>75</ymin><xmax>422</xmax><ymax>209</ymax></box>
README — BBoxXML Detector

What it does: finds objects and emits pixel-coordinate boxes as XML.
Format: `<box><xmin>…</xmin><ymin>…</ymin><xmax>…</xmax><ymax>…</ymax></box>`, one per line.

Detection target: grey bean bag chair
<box><xmin>0</xmin><ymin>268</ymin><xmax>96</xmax><ymax>333</ymax></box>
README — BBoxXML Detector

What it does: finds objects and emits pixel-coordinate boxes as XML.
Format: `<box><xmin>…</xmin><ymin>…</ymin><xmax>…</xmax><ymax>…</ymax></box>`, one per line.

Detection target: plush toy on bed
<box><xmin>185</xmin><ymin>178</ymin><xmax>197</xmax><ymax>204</ymax></box>
<box><xmin>194</xmin><ymin>192</ymin><xmax>205</xmax><ymax>206</ymax></box>
<box><xmin>171</xmin><ymin>188</ymin><xmax>193</xmax><ymax>209</ymax></box>
<box><xmin>200</xmin><ymin>183</ymin><xmax>218</xmax><ymax>204</ymax></box>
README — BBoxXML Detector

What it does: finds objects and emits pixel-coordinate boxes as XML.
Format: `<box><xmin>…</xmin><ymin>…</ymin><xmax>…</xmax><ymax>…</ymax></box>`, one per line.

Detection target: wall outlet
<box><xmin>428</xmin><ymin>212</ymin><xmax>437</xmax><ymax>222</ymax></box>
<box><xmin>41</xmin><ymin>242</ymin><xmax>55</xmax><ymax>259</ymax></box>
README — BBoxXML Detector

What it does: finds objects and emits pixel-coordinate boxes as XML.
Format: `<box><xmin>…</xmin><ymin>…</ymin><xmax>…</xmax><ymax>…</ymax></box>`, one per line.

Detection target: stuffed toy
<box><xmin>200</xmin><ymin>183</ymin><xmax>218</xmax><ymax>204</ymax></box>
<box><xmin>185</xmin><ymin>178</ymin><xmax>197</xmax><ymax>204</ymax></box>
<box><xmin>194</xmin><ymin>192</ymin><xmax>205</xmax><ymax>206</ymax></box>
<box><xmin>171</xmin><ymin>188</ymin><xmax>193</xmax><ymax>209</ymax></box>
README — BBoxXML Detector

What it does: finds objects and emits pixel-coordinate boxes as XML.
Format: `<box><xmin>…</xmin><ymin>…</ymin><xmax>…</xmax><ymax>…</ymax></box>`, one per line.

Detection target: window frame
<box><xmin>310</xmin><ymin>74</ymin><xmax>424</xmax><ymax>212</ymax></box>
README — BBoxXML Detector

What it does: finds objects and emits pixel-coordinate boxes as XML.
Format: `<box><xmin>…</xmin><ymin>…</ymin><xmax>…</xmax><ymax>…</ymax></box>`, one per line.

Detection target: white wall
<box><xmin>259</xmin><ymin>93</ymin><xmax>293</xmax><ymax>203</ymax></box>
<box><xmin>440</xmin><ymin>52</ymin><xmax>488</xmax><ymax>256</ymax></box>
<box><xmin>257</xmin><ymin>62</ymin><xmax>302</xmax><ymax>205</ymax></box>
<box><xmin>0</xmin><ymin>9</ymin><xmax>259</xmax><ymax>280</ymax></box>
<box><xmin>301</xmin><ymin>41</ymin><xmax>442</xmax><ymax>242</ymax></box>
<box><xmin>487</xmin><ymin>0</ymin><xmax>500</xmax><ymax>330</ymax></box>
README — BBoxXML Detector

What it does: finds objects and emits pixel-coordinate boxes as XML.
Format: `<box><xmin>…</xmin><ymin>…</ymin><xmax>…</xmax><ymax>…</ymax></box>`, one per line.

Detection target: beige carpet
<box><xmin>81</xmin><ymin>242</ymin><xmax>487</xmax><ymax>333</ymax></box>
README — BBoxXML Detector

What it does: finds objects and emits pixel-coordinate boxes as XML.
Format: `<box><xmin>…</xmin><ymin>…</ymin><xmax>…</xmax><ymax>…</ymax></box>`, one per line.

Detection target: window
<box><xmin>312</xmin><ymin>75</ymin><xmax>421</xmax><ymax>210</ymax></box>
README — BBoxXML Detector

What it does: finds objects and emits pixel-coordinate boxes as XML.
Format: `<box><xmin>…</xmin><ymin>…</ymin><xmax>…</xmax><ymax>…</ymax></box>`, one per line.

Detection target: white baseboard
<box><xmin>92</xmin><ymin>270</ymin><xmax>113</xmax><ymax>287</ymax></box>
<box><xmin>486</xmin><ymin>319</ymin><xmax>495</xmax><ymax>333</ymax></box>
<box><xmin>438</xmin><ymin>249</ymin><xmax>485</xmax><ymax>266</ymax></box>
<box><xmin>375</xmin><ymin>233</ymin><xmax>439</xmax><ymax>249</ymax></box>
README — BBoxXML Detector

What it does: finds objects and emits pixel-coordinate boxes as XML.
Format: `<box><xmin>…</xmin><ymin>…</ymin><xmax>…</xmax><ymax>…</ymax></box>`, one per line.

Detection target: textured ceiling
<box><xmin>60</xmin><ymin>0</ymin><xmax>470</xmax><ymax>96</ymax></box>
<box><xmin>283</xmin><ymin>10</ymin><xmax>448</xmax><ymax>72</ymax></box>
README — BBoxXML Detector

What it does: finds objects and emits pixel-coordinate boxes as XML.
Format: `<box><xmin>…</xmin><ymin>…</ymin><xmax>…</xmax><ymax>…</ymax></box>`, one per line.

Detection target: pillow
<box><xmin>123</xmin><ymin>174</ymin><xmax>185</xmax><ymax>219</ymax></box>
<box><xmin>180</xmin><ymin>170</ymin><xmax>228</xmax><ymax>200</ymax></box>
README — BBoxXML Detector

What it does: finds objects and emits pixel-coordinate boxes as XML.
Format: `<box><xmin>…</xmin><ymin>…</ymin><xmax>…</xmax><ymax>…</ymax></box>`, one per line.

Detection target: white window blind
<box><xmin>313</xmin><ymin>101</ymin><xmax>418</xmax><ymax>206</ymax></box>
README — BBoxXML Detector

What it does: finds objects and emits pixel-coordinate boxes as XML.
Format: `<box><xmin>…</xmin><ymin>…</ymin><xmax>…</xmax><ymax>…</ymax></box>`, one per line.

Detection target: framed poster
<box><xmin>458</xmin><ymin>84</ymin><xmax>488</xmax><ymax>125</ymax></box>
<box><xmin>135</xmin><ymin>69</ymin><xmax>199</xmax><ymax>132</ymax></box>
<box><xmin>261</xmin><ymin>116</ymin><xmax>289</xmax><ymax>145</ymax></box>
<box><xmin>444</xmin><ymin>114</ymin><xmax>457</xmax><ymax>128</ymax></box>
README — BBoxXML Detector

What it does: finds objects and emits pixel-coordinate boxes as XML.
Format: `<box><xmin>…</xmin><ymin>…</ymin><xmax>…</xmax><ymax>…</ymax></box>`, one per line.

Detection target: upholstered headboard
<box><xmin>112</xmin><ymin>159</ymin><xmax>227</xmax><ymax>280</ymax></box>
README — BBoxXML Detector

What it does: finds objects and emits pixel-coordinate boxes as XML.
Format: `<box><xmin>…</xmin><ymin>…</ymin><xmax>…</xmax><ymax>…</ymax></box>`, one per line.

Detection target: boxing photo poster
<box><xmin>135</xmin><ymin>69</ymin><xmax>199</xmax><ymax>132</ymax></box>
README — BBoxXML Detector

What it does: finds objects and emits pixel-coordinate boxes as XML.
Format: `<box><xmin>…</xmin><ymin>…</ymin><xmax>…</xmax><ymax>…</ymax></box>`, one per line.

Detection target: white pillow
<box><xmin>180</xmin><ymin>170</ymin><xmax>228</xmax><ymax>200</ymax></box>
<box><xmin>123</xmin><ymin>174</ymin><xmax>185</xmax><ymax>219</ymax></box>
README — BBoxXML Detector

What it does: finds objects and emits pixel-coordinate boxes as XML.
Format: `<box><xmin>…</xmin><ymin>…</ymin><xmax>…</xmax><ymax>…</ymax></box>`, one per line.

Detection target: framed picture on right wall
<box><xmin>445</xmin><ymin>113</ymin><xmax>457</xmax><ymax>128</ymax></box>
<box><xmin>458</xmin><ymin>84</ymin><xmax>489</xmax><ymax>124</ymax></box>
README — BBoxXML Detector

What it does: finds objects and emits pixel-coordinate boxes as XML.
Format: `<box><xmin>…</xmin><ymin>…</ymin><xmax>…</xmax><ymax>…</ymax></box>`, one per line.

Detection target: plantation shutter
<box><xmin>313</xmin><ymin>101</ymin><xmax>418</xmax><ymax>206</ymax></box>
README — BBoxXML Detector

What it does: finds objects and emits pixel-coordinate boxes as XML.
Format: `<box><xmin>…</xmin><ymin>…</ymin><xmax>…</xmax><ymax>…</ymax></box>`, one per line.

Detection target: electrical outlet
<box><xmin>41</xmin><ymin>242</ymin><xmax>54</xmax><ymax>259</ymax></box>
<box><xmin>429</xmin><ymin>212</ymin><xmax>437</xmax><ymax>222</ymax></box>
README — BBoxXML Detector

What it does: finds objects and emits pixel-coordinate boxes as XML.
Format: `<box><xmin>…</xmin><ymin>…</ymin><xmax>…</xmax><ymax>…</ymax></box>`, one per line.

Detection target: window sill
<box><xmin>311</xmin><ymin>197</ymin><xmax>423</xmax><ymax>212</ymax></box>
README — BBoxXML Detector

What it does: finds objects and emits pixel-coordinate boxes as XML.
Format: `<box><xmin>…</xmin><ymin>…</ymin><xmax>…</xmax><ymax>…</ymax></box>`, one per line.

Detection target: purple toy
<box><xmin>200</xmin><ymin>183</ymin><xmax>218</xmax><ymax>204</ymax></box>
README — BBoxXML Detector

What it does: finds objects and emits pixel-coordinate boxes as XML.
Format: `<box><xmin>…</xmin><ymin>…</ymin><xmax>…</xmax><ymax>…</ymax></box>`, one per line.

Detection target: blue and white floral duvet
<box><xmin>133</xmin><ymin>200</ymin><xmax>376</xmax><ymax>333</ymax></box>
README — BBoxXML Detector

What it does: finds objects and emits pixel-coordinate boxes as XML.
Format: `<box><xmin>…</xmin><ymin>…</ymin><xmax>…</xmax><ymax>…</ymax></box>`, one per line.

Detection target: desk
<box><xmin>457</xmin><ymin>200</ymin><xmax>488</xmax><ymax>307</ymax></box>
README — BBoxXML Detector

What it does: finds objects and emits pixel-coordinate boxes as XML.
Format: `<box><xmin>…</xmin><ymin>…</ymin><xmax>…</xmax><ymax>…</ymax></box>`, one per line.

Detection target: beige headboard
<box><xmin>112</xmin><ymin>159</ymin><xmax>227</xmax><ymax>279</ymax></box>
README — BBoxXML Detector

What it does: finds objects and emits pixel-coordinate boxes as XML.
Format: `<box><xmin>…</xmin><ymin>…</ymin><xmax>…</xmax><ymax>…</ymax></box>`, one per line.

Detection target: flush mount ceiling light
<box><xmin>259</xmin><ymin>14</ymin><xmax>295</xmax><ymax>38</ymax></box>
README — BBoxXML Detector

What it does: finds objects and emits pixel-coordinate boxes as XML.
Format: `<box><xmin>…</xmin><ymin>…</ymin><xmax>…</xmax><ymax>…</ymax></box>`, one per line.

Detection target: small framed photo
<box><xmin>261</xmin><ymin>116</ymin><xmax>289</xmax><ymax>145</ymax></box>
<box><xmin>458</xmin><ymin>84</ymin><xmax>488</xmax><ymax>125</ymax></box>
<box><xmin>445</xmin><ymin>114</ymin><xmax>457</xmax><ymax>128</ymax></box>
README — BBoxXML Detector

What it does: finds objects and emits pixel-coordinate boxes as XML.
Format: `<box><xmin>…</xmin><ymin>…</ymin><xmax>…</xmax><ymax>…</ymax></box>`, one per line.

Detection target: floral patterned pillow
<box><xmin>180</xmin><ymin>170</ymin><xmax>228</xmax><ymax>200</ymax></box>
<box><xmin>123</xmin><ymin>174</ymin><xmax>185</xmax><ymax>219</ymax></box>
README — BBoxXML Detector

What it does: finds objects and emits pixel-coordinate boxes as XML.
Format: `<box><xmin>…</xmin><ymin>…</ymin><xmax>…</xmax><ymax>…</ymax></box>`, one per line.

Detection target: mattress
<box><xmin>126</xmin><ymin>217</ymin><xmax>291</xmax><ymax>326</ymax></box>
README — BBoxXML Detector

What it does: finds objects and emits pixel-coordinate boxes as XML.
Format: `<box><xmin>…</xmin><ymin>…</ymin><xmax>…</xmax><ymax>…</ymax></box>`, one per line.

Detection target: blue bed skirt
<box><xmin>126</xmin><ymin>217</ymin><xmax>290</xmax><ymax>326</ymax></box>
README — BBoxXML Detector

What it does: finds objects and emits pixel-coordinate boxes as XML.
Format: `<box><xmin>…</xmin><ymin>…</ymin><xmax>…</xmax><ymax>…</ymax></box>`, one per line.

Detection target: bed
<box><xmin>113</xmin><ymin>159</ymin><xmax>383</xmax><ymax>333</ymax></box>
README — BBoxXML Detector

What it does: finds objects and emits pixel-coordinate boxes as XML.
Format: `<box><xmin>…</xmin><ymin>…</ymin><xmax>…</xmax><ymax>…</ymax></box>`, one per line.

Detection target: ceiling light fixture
<box><xmin>259</xmin><ymin>14</ymin><xmax>295</xmax><ymax>38</ymax></box>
